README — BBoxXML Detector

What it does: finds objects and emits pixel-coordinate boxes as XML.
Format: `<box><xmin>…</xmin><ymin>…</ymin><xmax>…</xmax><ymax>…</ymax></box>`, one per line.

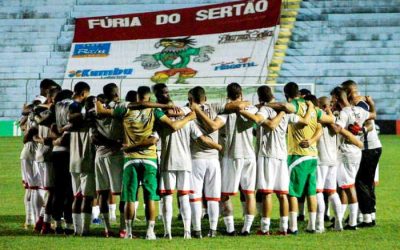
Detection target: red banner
<box><xmin>73</xmin><ymin>0</ymin><xmax>281</xmax><ymax>42</ymax></box>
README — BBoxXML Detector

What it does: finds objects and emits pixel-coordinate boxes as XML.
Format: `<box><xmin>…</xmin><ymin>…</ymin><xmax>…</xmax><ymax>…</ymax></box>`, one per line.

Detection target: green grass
<box><xmin>0</xmin><ymin>135</ymin><xmax>399</xmax><ymax>249</ymax></box>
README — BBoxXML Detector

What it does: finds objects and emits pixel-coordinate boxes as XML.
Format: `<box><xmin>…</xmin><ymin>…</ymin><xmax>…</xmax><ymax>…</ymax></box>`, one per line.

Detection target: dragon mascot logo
<box><xmin>135</xmin><ymin>37</ymin><xmax>214</xmax><ymax>84</ymax></box>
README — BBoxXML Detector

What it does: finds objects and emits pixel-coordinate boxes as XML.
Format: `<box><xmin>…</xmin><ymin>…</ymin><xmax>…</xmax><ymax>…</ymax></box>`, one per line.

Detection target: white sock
<box><xmin>260</xmin><ymin>217</ymin><xmax>271</xmax><ymax>233</ymax></box>
<box><xmin>92</xmin><ymin>205</ymin><xmax>100</xmax><ymax>220</ymax></box>
<box><xmin>242</xmin><ymin>214</ymin><xmax>254</xmax><ymax>233</ymax></box>
<box><xmin>316</xmin><ymin>193</ymin><xmax>325</xmax><ymax>231</ymax></box>
<box><xmin>72</xmin><ymin>213</ymin><xmax>82</xmax><ymax>234</ymax></box>
<box><xmin>147</xmin><ymin>220</ymin><xmax>155</xmax><ymax>234</ymax></box>
<box><xmin>349</xmin><ymin>203</ymin><xmax>358</xmax><ymax>227</ymax></box>
<box><xmin>190</xmin><ymin>201</ymin><xmax>202</xmax><ymax>231</ymax></box>
<box><xmin>162</xmin><ymin>195</ymin><xmax>173</xmax><ymax>235</ymax></box>
<box><xmin>289</xmin><ymin>212</ymin><xmax>298</xmax><ymax>232</ymax></box>
<box><xmin>358</xmin><ymin>212</ymin><xmax>364</xmax><ymax>223</ymax></box>
<box><xmin>33</xmin><ymin>190</ymin><xmax>44</xmax><ymax>221</ymax></box>
<box><xmin>102</xmin><ymin>213</ymin><xmax>111</xmax><ymax>232</ymax></box>
<box><xmin>280</xmin><ymin>216</ymin><xmax>288</xmax><ymax>232</ymax></box>
<box><xmin>363</xmin><ymin>213</ymin><xmax>372</xmax><ymax>223</ymax></box>
<box><xmin>44</xmin><ymin>214</ymin><xmax>52</xmax><ymax>223</ymax></box>
<box><xmin>329</xmin><ymin>193</ymin><xmax>342</xmax><ymax>229</ymax></box>
<box><xmin>40</xmin><ymin>206</ymin><xmax>45</xmax><ymax>217</ymax></box>
<box><xmin>82</xmin><ymin>213</ymin><xmax>91</xmax><ymax>234</ymax></box>
<box><xmin>158</xmin><ymin>199</ymin><xmax>164</xmax><ymax>219</ymax></box>
<box><xmin>179</xmin><ymin>195</ymin><xmax>191</xmax><ymax>233</ymax></box>
<box><xmin>125</xmin><ymin>219</ymin><xmax>132</xmax><ymax>236</ymax></box>
<box><xmin>223</xmin><ymin>215</ymin><xmax>235</xmax><ymax>233</ymax></box>
<box><xmin>207</xmin><ymin>201</ymin><xmax>219</xmax><ymax>231</ymax></box>
<box><xmin>109</xmin><ymin>204</ymin><xmax>116</xmax><ymax>218</ymax></box>
<box><xmin>371</xmin><ymin>212</ymin><xmax>376</xmax><ymax>221</ymax></box>
<box><xmin>307</xmin><ymin>212</ymin><xmax>317</xmax><ymax>231</ymax></box>
<box><xmin>256</xmin><ymin>202</ymin><xmax>262</xmax><ymax>216</ymax></box>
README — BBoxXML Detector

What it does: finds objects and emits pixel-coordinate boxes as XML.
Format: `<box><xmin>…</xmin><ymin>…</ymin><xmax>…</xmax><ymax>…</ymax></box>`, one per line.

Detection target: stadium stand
<box><xmin>0</xmin><ymin>0</ymin><xmax>399</xmax><ymax>124</ymax></box>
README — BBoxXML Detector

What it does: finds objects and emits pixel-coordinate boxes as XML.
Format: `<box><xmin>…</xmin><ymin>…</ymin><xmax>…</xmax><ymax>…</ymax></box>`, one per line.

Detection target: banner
<box><xmin>64</xmin><ymin>0</ymin><xmax>281</xmax><ymax>94</ymax></box>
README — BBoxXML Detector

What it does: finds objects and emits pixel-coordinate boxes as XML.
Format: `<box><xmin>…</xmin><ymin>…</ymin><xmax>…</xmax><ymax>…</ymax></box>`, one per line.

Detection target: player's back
<box><xmin>317</xmin><ymin>125</ymin><xmax>337</xmax><ymax>166</ymax></box>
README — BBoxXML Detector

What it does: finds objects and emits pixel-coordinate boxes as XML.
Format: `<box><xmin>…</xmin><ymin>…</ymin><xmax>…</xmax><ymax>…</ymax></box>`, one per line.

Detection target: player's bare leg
<box><xmin>72</xmin><ymin>196</ymin><xmax>83</xmax><ymax>235</ymax></box>
<box><xmin>145</xmin><ymin>200</ymin><xmax>157</xmax><ymax>240</ymax></box>
<box><xmin>221</xmin><ymin>195</ymin><xmax>235</xmax><ymax>235</ymax></box>
<box><xmin>288</xmin><ymin>196</ymin><xmax>299</xmax><ymax>234</ymax></box>
<box><xmin>41</xmin><ymin>189</ymin><xmax>55</xmax><ymax>234</ymax></box>
<box><xmin>241</xmin><ymin>193</ymin><xmax>256</xmax><ymax>235</ymax></box>
<box><xmin>259</xmin><ymin>193</ymin><xmax>272</xmax><ymax>235</ymax></box>
<box><xmin>306</xmin><ymin>195</ymin><xmax>317</xmax><ymax>232</ymax></box>
<box><xmin>277</xmin><ymin>194</ymin><xmax>289</xmax><ymax>234</ymax></box>
<box><xmin>81</xmin><ymin>196</ymin><xmax>93</xmax><ymax>236</ymax></box>
<box><xmin>99</xmin><ymin>190</ymin><xmax>113</xmax><ymax>236</ymax></box>
<box><xmin>344</xmin><ymin>187</ymin><xmax>358</xmax><ymax>228</ymax></box>
<box><xmin>124</xmin><ymin>201</ymin><xmax>135</xmax><ymax>239</ymax></box>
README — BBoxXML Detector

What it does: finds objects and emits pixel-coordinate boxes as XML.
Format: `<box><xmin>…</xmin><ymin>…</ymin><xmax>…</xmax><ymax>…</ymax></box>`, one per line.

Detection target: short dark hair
<box><xmin>73</xmin><ymin>81</ymin><xmax>90</xmax><ymax>95</ymax></box>
<box><xmin>138</xmin><ymin>86</ymin><xmax>151</xmax><ymax>100</ymax></box>
<box><xmin>48</xmin><ymin>87</ymin><xmax>60</xmax><ymax>98</ymax></box>
<box><xmin>96</xmin><ymin>94</ymin><xmax>107</xmax><ymax>103</ymax></box>
<box><xmin>330</xmin><ymin>86</ymin><xmax>343</xmax><ymax>97</ymax></box>
<box><xmin>257</xmin><ymin>85</ymin><xmax>274</xmax><ymax>103</ymax></box>
<box><xmin>152</xmin><ymin>83</ymin><xmax>167</xmax><ymax>96</ymax></box>
<box><xmin>125</xmin><ymin>90</ymin><xmax>137</xmax><ymax>102</ymax></box>
<box><xmin>191</xmin><ymin>86</ymin><xmax>206</xmax><ymax>103</ymax></box>
<box><xmin>341</xmin><ymin>80</ymin><xmax>357</xmax><ymax>89</ymax></box>
<box><xmin>227</xmin><ymin>82</ymin><xmax>242</xmax><ymax>100</ymax></box>
<box><xmin>283</xmin><ymin>82</ymin><xmax>299</xmax><ymax>99</ymax></box>
<box><xmin>40</xmin><ymin>79</ymin><xmax>57</xmax><ymax>89</ymax></box>
<box><xmin>54</xmin><ymin>89</ymin><xmax>73</xmax><ymax>103</ymax></box>
<box><xmin>103</xmin><ymin>83</ymin><xmax>118</xmax><ymax>100</ymax></box>
<box><xmin>299</xmin><ymin>88</ymin><xmax>311</xmax><ymax>97</ymax></box>
<box><xmin>304</xmin><ymin>94</ymin><xmax>318</xmax><ymax>107</ymax></box>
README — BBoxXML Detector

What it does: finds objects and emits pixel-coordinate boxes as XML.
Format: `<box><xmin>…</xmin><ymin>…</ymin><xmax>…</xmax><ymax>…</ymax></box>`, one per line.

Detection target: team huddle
<box><xmin>19</xmin><ymin>79</ymin><xmax>382</xmax><ymax>239</ymax></box>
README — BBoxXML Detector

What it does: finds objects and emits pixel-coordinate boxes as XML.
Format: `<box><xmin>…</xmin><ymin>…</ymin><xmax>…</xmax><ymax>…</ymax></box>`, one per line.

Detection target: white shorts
<box><xmin>21</xmin><ymin>159</ymin><xmax>41</xmax><ymax>189</ymax></box>
<box><xmin>95</xmin><ymin>153</ymin><xmax>123</xmax><ymax>194</ymax></box>
<box><xmin>221</xmin><ymin>157</ymin><xmax>256</xmax><ymax>196</ymax></box>
<box><xmin>337</xmin><ymin>151</ymin><xmax>361</xmax><ymax>189</ymax></box>
<box><xmin>71</xmin><ymin>172</ymin><xmax>95</xmax><ymax>197</ymax></box>
<box><xmin>190</xmin><ymin>158</ymin><xmax>221</xmax><ymax>202</ymax></box>
<box><xmin>256</xmin><ymin>157</ymin><xmax>289</xmax><ymax>194</ymax></box>
<box><xmin>37</xmin><ymin>161</ymin><xmax>54</xmax><ymax>189</ymax></box>
<box><xmin>317</xmin><ymin>164</ymin><xmax>337</xmax><ymax>193</ymax></box>
<box><xmin>159</xmin><ymin>170</ymin><xmax>192</xmax><ymax>195</ymax></box>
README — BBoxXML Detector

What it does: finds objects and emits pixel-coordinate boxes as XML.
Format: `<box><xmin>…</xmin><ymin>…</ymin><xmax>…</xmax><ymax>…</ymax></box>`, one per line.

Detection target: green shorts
<box><xmin>121</xmin><ymin>158</ymin><xmax>159</xmax><ymax>202</ymax></box>
<box><xmin>288</xmin><ymin>155</ymin><xmax>317</xmax><ymax>198</ymax></box>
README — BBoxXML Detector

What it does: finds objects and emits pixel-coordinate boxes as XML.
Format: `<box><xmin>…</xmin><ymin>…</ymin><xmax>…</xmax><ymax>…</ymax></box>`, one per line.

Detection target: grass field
<box><xmin>0</xmin><ymin>135</ymin><xmax>399</xmax><ymax>249</ymax></box>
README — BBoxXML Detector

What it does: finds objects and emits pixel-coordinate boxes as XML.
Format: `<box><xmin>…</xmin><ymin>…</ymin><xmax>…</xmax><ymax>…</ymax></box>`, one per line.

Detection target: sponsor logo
<box><xmin>72</xmin><ymin>43</ymin><xmax>111</xmax><ymax>58</ymax></box>
<box><xmin>68</xmin><ymin>67</ymin><xmax>134</xmax><ymax>79</ymax></box>
<box><xmin>213</xmin><ymin>57</ymin><xmax>257</xmax><ymax>71</ymax></box>
<box><xmin>88</xmin><ymin>17</ymin><xmax>142</xmax><ymax>29</ymax></box>
<box><xmin>218</xmin><ymin>29</ymin><xmax>274</xmax><ymax>44</ymax></box>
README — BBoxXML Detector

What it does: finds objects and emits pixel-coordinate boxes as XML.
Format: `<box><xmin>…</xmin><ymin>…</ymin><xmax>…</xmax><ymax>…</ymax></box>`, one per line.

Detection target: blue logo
<box><xmin>72</xmin><ymin>43</ymin><xmax>111</xmax><ymax>58</ymax></box>
<box><xmin>213</xmin><ymin>57</ymin><xmax>258</xmax><ymax>71</ymax></box>
<box><xmin>68</xmin><ymin>67</ymin><xmax>134</xmax><ymax>79</ymax></box>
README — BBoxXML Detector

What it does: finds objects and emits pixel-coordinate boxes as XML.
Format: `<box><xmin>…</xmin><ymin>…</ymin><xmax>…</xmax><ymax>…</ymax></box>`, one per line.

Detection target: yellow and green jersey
<box><xmin>113</xmin><ymin>106</ymin><xmax>165</xmax><ymax>159</ymax></box>
<box><xmin>287</xmin><ymin>98</ymin><xmax>322</xmax><ymax>156</ymax></box>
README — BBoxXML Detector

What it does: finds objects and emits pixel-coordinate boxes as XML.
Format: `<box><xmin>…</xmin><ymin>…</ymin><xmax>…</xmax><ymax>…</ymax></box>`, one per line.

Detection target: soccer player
<box><xmin>341</xmin><ymin>80</ymin><xmax>382</xmax><ymax>227</ymax></box>
<box><xmin>92</xmin><ymin>83</ymin><xmax>125</xmax><ymax>237</ymax></box>
<box><xmin>153</xmin><ymin>84</ymin><xmax>223</xmax><ymax>239</ymax></box>
<box><xmin>238</xmin><ymin>85</ymin><xmax>313</xmax><ymax>235</ymax></box>
<box><xmin>267</xmin><ymin>82</ymin><xmax>335</xmax><ymax>234</ymax></box>
<box><xmin>68</xmin><ymin>81</ymin><xmax>96</xmax><ymax>236</ymax></box>
<box><xmin>187</xmin><ymin>86</ymin><xmax>225</xmax><ymax>238</ymax></box>
<box><xmin>194</xmin><ymin>83</ymin><xmax>257</xmax><ymax>236</ymax></box>
<box><xmin>329</xmin><ymin>87</ymin><xmax>376</xmax><ymax>230</ymax></box>
<box><xmin>52</xmin><ymin>89</ymin><xmax>74</xmax><ymax>234</ymax></box>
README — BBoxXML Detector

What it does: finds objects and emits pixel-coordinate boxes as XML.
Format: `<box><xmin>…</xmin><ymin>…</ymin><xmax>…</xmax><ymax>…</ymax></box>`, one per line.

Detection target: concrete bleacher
<box><xmin>277</xmin><ymin>0</ymin><xmax>400</xmax><ymax>120</ymax></box>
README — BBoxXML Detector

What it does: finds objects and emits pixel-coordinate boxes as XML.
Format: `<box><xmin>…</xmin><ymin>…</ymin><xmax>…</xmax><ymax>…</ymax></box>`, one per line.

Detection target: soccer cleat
<box><xmin>276</xmin><ymin>231</ymin><xmax>288</xmax><ymax>236</ymax></box>
<box><xmin>344</xmin><ymin>225</ymin><xmax>357</xmax><ymax>230</ymax></box>
<box><xmin>41</xmin><ymin>222</ymin><xmax>55</xmax><ymax>235</ymax></box>
<box><xmin>192</xmin><ymin>230</ymin><xmax>202</xmax><ymax>239</ymax></box>
<box><xmin>358</xmin><ymin>222</ymin><xmax>374</xmax><ymax>228</ymax></box>
<box><xmin>297</xmin><ymin>214</ymin><xmax>305</xmax><ymax>222</ymax></box>
<box><xmin>34</xmin><ymin>218</ymin><xmax>44</xmax><ymax>232</ymax></box>
<box><xmin>256</xmin><ymin>230</ymin><xmax>270</xmax><ymax>236</ymax></box>
<box><xmin>371</xmin><ymin>220</ymin><xmax>376</xmax><ymax>226</ymax></box>
<box><xmin>226</xmin><ymin>231</ymin><xmax>237</xmax><ymax>236</ymax></box>
<box><xmin>55</xmin><ymin>227</ymin><xmax>65</xmax><ymax>235</ymax></box>
<box><xmin>184</xmin><ymin>231</ymin><xmax>192</xmax><ymax>239</ymax></box>
<box><xmin>146</xmin><ymin>231</ymin><xmax>157</xmax><ymax>240</ymax></box>
<box><xmin>125</xmin><ymin>233</ymin><xmax>133</xmax><ymax>239</ymax></box>
<box><xmin>164</xmin><ymin>233</ymin><xmax>172</xmax><ymax>240</ymax></box>
<box><xmin>324</xmin><ymin>215</ymin><xmax>330</xmax><ymax>222</ymax></box>
<box><xmin>305</xmin><ymin>229</ymin><xmax>316</xmax><ymax>234</ymax></box>
<box><xmin>207</xmin><ymin>230</ymin><xmax>217</xmax><ymax>238</ymax></box>
<box><xmin>92</xmin><ymin>218</ymin><xmax>102</xmax><ymax>225</ymax></box>
<box><xmin>64</xmin><ymin>228</ymin><xmax>74</xmax><ymax>235</ymax></box>
<box><xmin>119</xmin><ymin>229</ymin><xmax>127</xmax><ymax>238</ymax></box>
<box><xmin>103</xmin><ymin>230</ymin><xmax>116</xmax><ymax>238</ymax></box>
<box><xmin>240</xmin><ymin>231</ymin><xmax>250</xmax><ymax>236</ymax></box>
<box><xmin>287</xmin><ymin>229</ymin><xmax>298</xmax><ymax>235</ymax></box>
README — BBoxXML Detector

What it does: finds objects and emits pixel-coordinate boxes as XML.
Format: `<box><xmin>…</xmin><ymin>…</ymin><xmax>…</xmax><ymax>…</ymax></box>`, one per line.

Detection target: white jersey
<box><xmin>317</xmin><ymin>125</ymin><xmax>337</xmax><ymax>166</ymax></box>
<box><xmin>54</xmin><ymin>98</ymin><xmax>73</xmax><ymax>152</ymax></box>
<box><xmin>20</xmin><ymin>113</ymin><xmax>38</xmax><ymax>160</ymax></box>
<box><xmin>355</xmin><ymin>101</ymin><xmax>382</xmax><ymax>150</ymax></box>
<box><xmin>159</xmin><ymin>107</ymin><xmax>203</xmax><ymax>172</ymax></box>
<box><xmin>336</xmin><ymin>106</ymin><xmax>370</xmax><ymax>155</ymax></box>
<box><xmin>217</xmin><ymin>106</ymin><xmax>257</xmax><ymax>159</ymax></box>
<box><xmin>256</xmin><ymin>106</ymin><xmax>298</xmax><ymax>160</ymax></box>
<box><xmin>35</xmin><ymin>125</ymin><xmax>52</xmax><ymax>162</ymax></box>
